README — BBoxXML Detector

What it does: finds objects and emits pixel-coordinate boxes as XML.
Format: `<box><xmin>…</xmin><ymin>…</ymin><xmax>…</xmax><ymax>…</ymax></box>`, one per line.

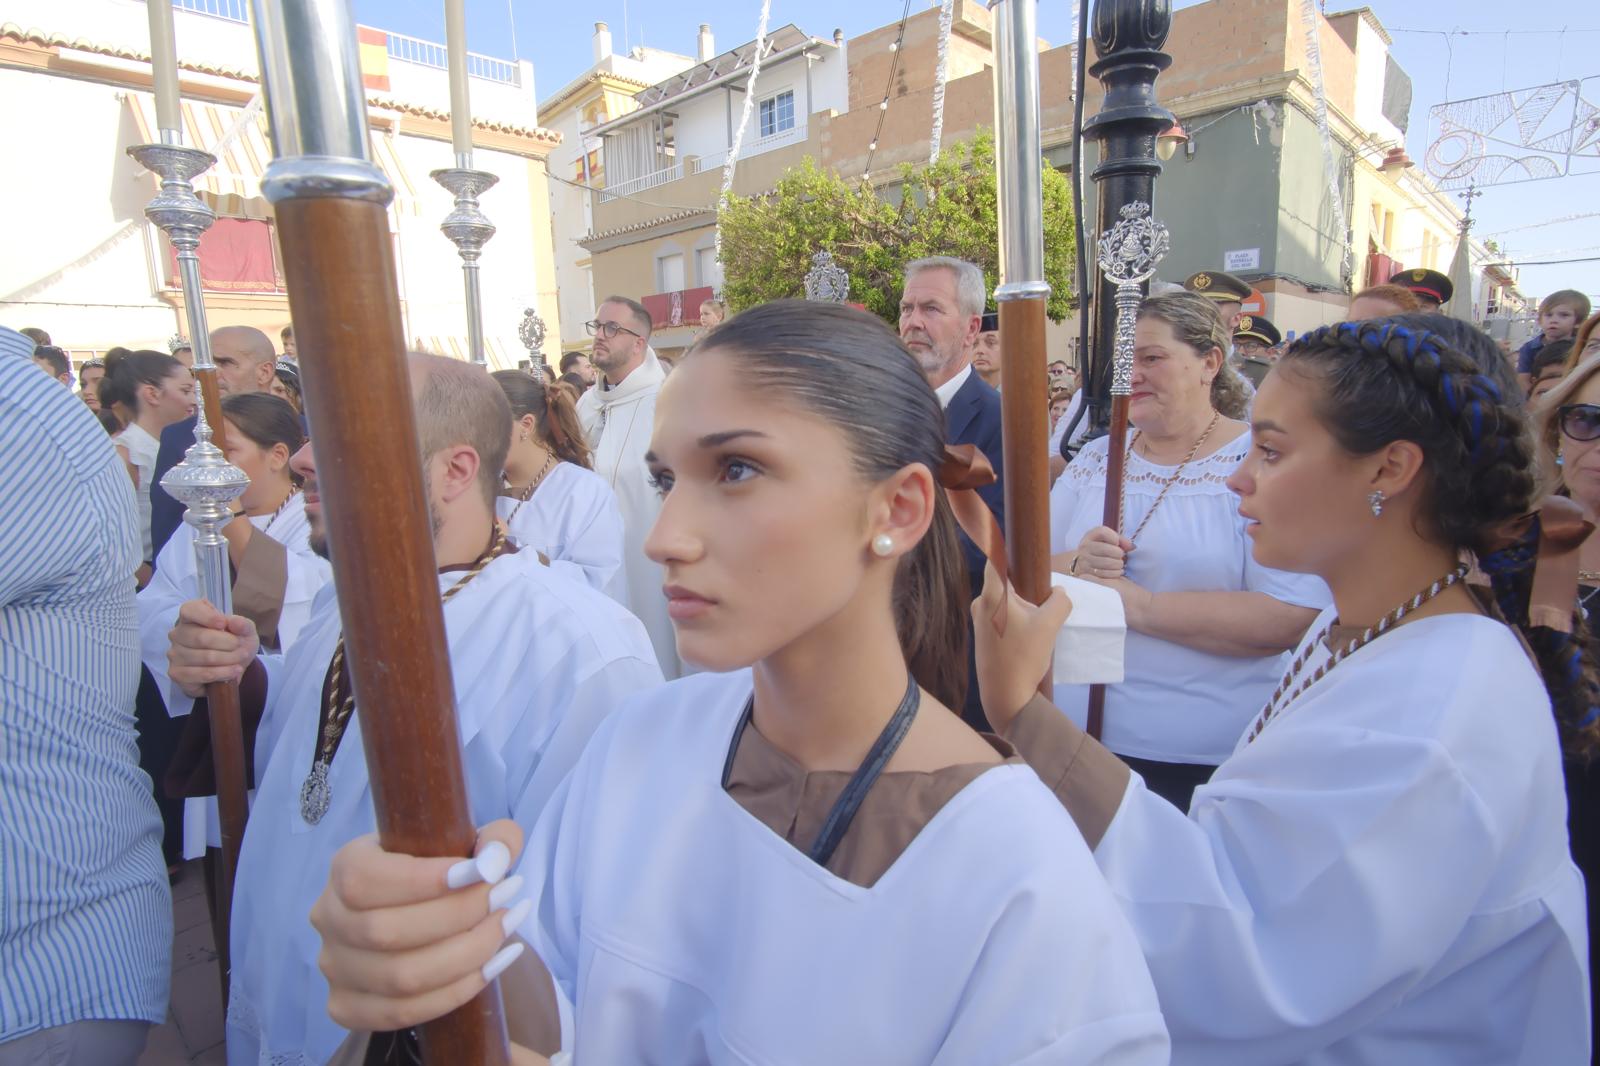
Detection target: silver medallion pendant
<box><xmin>299</xmin><ymin>761</ymin><xmax>332</xmax><ymax>825</ymax></box>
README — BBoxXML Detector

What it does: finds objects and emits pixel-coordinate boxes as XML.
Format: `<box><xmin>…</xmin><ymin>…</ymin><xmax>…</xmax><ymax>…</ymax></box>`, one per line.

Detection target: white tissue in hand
<box><xmin>1050</xmin><ymin>573</ymin><xmax>1126</xmax><ymax>684</ymax></box>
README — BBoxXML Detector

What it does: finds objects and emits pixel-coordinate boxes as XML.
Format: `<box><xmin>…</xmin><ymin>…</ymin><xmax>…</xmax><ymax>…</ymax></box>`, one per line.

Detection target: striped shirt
<box><xmin>0</xmin><ymin>356</ymin><xmax>171</xmax><ymax>1041</ymax></box>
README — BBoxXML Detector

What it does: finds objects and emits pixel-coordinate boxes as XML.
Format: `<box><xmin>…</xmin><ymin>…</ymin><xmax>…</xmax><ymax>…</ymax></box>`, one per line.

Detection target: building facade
<box><xmin>538</xmin><ymin>23</ymin><xmax>697</xmax><ymax>357</ymax></box>
<box><xmin>1</xmin><ymin>0</ymin><xmax>563</xmax><ymax>369</ymax></box>
<box><xmin>577</xmin><ymin>0</ymin><xmax>1522</xmax><ymax>360</ymax></box>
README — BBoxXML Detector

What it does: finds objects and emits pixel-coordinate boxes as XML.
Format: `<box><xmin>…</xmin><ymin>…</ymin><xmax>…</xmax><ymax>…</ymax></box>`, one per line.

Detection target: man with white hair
<box><xmin>899</xmin><ymin>256</ymin><xmax>1005</xmax><ymax>727</ymax></box>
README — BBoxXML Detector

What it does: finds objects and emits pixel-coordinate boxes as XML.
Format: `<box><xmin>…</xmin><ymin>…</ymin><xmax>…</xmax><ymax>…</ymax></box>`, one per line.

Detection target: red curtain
<box><xmin>168</xmin><ymin>217</ymin><xmax>283</xmax><ymax>293</ymax></box>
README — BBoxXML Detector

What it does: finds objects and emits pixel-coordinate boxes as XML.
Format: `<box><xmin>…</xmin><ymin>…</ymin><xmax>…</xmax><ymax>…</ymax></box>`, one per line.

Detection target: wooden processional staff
<box><xmin>247</xmin><ymin>0</ymin><xmax>511</xmax><ymax>1060</ymax></box>
<box><xmin>990</xmin><ymin>0</ymin><xmax>1054</xmax><ymax>687</ymax></box>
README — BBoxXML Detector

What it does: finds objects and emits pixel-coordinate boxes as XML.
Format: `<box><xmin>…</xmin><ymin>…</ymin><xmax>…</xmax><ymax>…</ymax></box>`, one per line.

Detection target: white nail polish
<box><xmin>501</xmin><ymin>898</ymin><xmax>532</xmax><ymax>937</ymax></box>
<box><xmin>476</xmin><ymin>840</ymin><xmax>512</xmax><ymax>885</ymax></box>
<box><xmin>445</xmin><ymin>857</ymin><xmax>481</xmax><ymax>889</ymax></box>
<box><xmin>481</xmin><ymin>941</ymin><xmax>524</xmax><ymax>983</ymax></box>
<box><xmin>487</xmin><ymin>875</ymin><xmax>524</xmax><ymax>911</ymax></box>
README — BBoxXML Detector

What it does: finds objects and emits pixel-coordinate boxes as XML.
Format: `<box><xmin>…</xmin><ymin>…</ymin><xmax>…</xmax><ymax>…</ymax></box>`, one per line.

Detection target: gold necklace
<box><xmin>298</xmin><ymin>524</ymin><xmax>511</xmax><ymax>825</ymax></box>
<box><xmin>1246</xmin><ymin>564</ymin><xmax>1468</xmax><ymax>744</ymax></box>
<box><xmin>1121</xmin><ymin>411</ymin><xmax>1221</xmax><ymax>545</ymax></box>
<box><xmin>505</xmin><ymin>450</ymin><xmax>557</xmax><ymax>525</ymax></box>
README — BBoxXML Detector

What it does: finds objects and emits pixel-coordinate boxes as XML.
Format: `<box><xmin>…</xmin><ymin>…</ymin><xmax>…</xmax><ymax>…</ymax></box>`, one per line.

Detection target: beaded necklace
<box><xmin>1122</xmin><ymin>412</ymin><xmax>1221</xmax><ymax>545</ymax></box>
<box><xmin>298</xmin><ymin>525</ymin><xmax>511</xmax><ymax>825</ymax></box>
<box><xmin>1246</xmin><ymin>564</ymin><xmax>1469</xmax><ymax>744</ymax></box>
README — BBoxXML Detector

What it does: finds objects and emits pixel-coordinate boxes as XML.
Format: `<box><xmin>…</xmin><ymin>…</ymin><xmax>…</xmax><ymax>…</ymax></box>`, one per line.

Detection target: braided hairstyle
<box><xmin>1282</xmin><ymin>318</ymin><xmax>1600</xmax><ymax>757</ymax></box>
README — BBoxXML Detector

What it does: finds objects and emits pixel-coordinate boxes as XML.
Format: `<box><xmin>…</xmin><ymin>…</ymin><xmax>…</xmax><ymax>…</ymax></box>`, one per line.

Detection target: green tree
<box><xmin>718</xmin><ymin>131</ymin><xmax>1077</xmax><ymax>323</ymax></box>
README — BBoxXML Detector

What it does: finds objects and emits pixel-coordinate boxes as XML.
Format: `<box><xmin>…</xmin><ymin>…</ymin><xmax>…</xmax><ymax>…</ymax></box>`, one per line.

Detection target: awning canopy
<box><xmin>125</xmin><ymin>90</ymin><xmax>419</xmax><ymax>218</ymax></box>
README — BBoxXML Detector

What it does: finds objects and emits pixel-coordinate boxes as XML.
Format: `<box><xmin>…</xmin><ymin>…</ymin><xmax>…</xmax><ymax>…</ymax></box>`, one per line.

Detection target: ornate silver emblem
<box><xmin>1096</xmin><ymin>202</ymin><xmax>1170</xmax><ymax>395</ymax></box>
<box><xmin>803</xmin><ymin>250</ymin><xmax>851</xmax><ymax>303</ymax></box>
<box><xmin>299</xmin><ymin>762</ymin><xmax>332</xmax><ymax>825</ymax></box>
<box><xmin>518</xmin><ymin>307</ymin><xmax>546</xmax><ymax>359</ymax></box>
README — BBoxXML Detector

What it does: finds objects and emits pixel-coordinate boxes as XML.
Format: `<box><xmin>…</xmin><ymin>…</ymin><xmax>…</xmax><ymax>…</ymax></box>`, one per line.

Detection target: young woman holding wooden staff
<box><xmin>305</xmin><ymin>302</ymin><xmax>1169</xmax><ymax>1064</ymax></box>
<box><xmin>981</xmin><ymin>317</ymin><xmax>1592</xmax><ymax>1062</ymax></box>
<box><xmin>491</xmin><ymin>370</ymin><xmax>624</xmax><ymax>598</ymax></box>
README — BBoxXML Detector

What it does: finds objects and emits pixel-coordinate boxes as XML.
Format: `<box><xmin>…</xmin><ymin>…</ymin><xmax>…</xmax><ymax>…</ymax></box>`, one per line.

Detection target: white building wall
<box><xmin>0</xmin><ymin>65</ymin><xmax>182</xmax><ymax>348</ymax></box>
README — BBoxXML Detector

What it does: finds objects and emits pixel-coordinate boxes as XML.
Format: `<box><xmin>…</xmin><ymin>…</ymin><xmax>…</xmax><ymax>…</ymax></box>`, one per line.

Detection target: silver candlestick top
<box><xmin>432</xmin><ymin>166</ymin><xmax>498</xmax><ymax>364</ymax></box>
<box><xmin>1096</xmin><ymin>202</ymin><xmax>1170</xmax><ymax>397</ymax></box>
<box><xmin>518</xmin><ymin>308</ymin><xmax>547</xmax><ymax>360</ymax></box>
<box><xmin>129</xmin><ymin>138</ymin><xmax>249</xmax><ymax>615</ymax></box>
<box><xmin>431</xmin><ymin>167</ymin><xmax>499</xmax><ymax>260</ymax></box>
<box><xmin>804</xmin><ymin>250</ymin><xmax>850</xmax><ymax>303</ymax></box>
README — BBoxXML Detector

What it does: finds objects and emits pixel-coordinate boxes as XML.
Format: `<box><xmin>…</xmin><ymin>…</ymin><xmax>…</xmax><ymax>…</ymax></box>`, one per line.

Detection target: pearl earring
<box><xmin>1368</xmin><ymin>490</ymin><xmax>1385</xmax><ymax>517</ymax></box>
<box><xmin>871</xmin><ymin>533</ymin><xmax>894</xmax><ymax>557</ymax></box>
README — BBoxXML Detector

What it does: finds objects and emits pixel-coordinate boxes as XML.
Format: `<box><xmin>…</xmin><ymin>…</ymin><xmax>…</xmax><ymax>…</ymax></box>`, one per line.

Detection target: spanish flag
<box><xmin>357</xmin><ymin>25</ymin><xmax>389</xmax><ymax>92</ymax></box>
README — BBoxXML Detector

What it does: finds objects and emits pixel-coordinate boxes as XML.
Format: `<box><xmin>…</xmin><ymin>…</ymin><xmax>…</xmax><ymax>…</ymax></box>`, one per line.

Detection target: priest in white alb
<box><xmin>575</xmin><ymin>295</ymin><xmax>680</xmax><ymax>678</ymax></box>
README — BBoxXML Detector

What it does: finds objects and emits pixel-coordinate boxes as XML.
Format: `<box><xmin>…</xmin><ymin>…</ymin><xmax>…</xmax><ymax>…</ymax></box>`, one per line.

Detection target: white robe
<box><xmin>495</xmin><ymin>461</ymin><xmax>626</xmax><ymax>602</ymax></box>
<box><xmin>1094</xmin><ymin>612</ymin><xmax>1589</xmax><ymax>1064</ymax></box>
<box><xmin>136</xmin><ymin>494</ymin><xmax>333</xmax><ymax>858</ymax></box>
<box><xmin>224</xmin><ymin>549</ymin><xmax>663</xmax><ymax>1066</ymax></box>
<box><xmin>515</xmin><ymin>670</ymin><xmax>1170</xmax><ymax>1064</ymax></box>
<box><xmin>576</xmin><ymin>349</ymin><xmax>680</xmax><ymax>678</ymax></box>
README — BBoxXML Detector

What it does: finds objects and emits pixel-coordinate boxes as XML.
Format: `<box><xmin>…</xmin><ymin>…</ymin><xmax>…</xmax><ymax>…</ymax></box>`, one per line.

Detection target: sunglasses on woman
<box><xmin>1558</xmin><ymin>403</ymin><xmax>1600</xmax><ymax>443</ymax></box>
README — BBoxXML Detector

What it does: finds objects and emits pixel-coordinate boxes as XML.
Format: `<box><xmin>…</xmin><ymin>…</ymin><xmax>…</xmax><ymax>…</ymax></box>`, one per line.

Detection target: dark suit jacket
<box><xmin>945</xmin><ymin>369</ymin><xmax>1006</xmax><ymax>574</ymax></box>
<box><xmin>944</xmin><ymin>370</ymin><xmax>1006</xmax><ymax>731</ymax></box>
<box><xmin>149</xmin><ymin>415</ymin><xmax>197</xmax><ymax>569</ymax></box>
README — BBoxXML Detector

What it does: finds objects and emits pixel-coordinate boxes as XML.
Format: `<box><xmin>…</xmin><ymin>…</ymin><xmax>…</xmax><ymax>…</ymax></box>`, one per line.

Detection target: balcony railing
<box><xmin>165</xmin><ymin>3</ymin><xmax>520</xmax><ymax>86</ymax></box>
<box><xmin>173</xmin><ymin>0</ymin><xmax>248</xmax><ymax>23</ymax></box>
<box><xmin>384</xmin><ymin>30</ymin><xmax>521</xmax><ymax>86</ymax></box>
<box><xmin>599</xmin><ymin>162</ymin><xmax>685</xmax><ymax>202</ymax></box>
<box><xmin>601</xmin><ymin>124</ymin><xmax>809</xmax><ymax>203</ymax></box>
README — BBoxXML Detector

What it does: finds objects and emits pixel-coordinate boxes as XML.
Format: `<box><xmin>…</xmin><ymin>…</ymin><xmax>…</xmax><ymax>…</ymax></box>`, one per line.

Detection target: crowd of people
<box><xmin>2</xmin><ymin>255</ymin><xmax>1598</xmax><ymax>1065</ymax></box>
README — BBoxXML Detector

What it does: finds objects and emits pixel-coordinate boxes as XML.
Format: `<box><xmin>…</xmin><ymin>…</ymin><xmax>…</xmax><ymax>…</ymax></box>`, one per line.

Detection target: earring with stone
<box><xmin>871</xmin><ymin>533</ymin><xmax>895</xmax><ymax>558</ymax></box>
<box><xmin>1368</xmin><ymin>490</ymin><xmax>1385</xmax><ymax>517</ymax></box>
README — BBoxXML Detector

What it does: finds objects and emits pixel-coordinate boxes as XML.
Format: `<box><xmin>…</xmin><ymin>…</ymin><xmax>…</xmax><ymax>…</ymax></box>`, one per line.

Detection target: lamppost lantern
<box><xmin>518</xmin><ymin>307</ymin><xmax>547</xmax><ymax>363</ymax></box>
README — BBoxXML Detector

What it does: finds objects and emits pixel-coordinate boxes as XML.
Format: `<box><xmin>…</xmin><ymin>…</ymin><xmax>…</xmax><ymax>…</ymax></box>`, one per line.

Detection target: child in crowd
<box><xmin>1519</xmin><ymin>289</ymin><xmax>1591</xmax><ymax>387</ymax></box>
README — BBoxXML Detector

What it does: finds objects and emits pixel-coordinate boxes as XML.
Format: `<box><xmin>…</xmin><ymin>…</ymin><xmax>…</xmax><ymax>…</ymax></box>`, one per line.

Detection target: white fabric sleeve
<box><xmin>1094</xmin><ymin>722</ymin><xmax>1499</xmax><ymax>1063</ymax></box>
<box><xmin>137</xmin><ymin>541</ymin><xmax>195</xmax><ymax>717</ymax></box>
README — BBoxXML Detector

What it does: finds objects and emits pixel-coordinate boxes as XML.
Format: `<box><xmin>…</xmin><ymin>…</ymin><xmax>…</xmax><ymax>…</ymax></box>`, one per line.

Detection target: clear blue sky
<box><xmin>357</xmin><ymin>0</ymin><xmax>1600</xmax><ymax>306</ymax></box>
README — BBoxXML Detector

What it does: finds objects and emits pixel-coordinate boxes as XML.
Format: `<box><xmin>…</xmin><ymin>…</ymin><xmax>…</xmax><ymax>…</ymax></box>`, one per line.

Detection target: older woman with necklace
<box><xmin>983</xmin><ymin>317</ymin><xmax>1591</xmax><ymax>1063</ymax></box>
<box><xmin>1050</xmin><ymin>292</ymin><xmax>1328</xmax><ymax>809</ymax></box>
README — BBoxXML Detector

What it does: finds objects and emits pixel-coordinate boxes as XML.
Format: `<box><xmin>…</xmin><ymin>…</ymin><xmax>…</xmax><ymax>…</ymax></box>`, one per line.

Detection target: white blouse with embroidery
<box><xmin>1049</xmin><ymin>431</ymin><xmax>1330</xmax><ymax>765</ymax></box>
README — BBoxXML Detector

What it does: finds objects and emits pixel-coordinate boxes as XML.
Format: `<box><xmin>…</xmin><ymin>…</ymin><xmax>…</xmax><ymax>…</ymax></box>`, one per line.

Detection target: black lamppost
<box><xmin>1082</xmin><ymin>0</ymin><xmax>1174</xmax><ymax>434</ymax></box>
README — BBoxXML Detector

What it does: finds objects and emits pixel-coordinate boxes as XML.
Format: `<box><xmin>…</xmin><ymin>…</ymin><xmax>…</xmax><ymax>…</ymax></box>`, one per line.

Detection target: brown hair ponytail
<box><xmin>491</xmin><ymin>369</ymin><xmax>592</xmax><ymax>469</ymax></box>
<box><xmin>689</xmin><ymin>300</ymin><xmax>971</xmax><ymax>711</ymax></box>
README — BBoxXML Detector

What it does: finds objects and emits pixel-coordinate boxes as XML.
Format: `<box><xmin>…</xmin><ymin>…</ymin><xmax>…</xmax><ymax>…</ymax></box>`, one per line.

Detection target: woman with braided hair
<box><xmin>979</xmin><ymin>317</ymin><xmax>1589</xmax><ymax>1062</ymax></box>
<box><xmin>492</xmin><ymin>369</ymin><xmax>626</xmax><ymax>599</ymax></box>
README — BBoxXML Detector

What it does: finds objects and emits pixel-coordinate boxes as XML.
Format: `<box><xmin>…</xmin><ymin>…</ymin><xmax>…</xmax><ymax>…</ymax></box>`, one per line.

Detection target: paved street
<box><xmin>137</xmin><ymin>861</ymin><xmax>225</xmax><ymax>1066</ymax></box>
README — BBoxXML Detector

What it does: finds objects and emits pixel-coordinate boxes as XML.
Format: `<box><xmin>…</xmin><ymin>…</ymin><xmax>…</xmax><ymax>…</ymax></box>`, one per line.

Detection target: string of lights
<box><xmin>862</xmin><ymin>0</ymin><xmax>916</xmax><ymax>180</ymax></box>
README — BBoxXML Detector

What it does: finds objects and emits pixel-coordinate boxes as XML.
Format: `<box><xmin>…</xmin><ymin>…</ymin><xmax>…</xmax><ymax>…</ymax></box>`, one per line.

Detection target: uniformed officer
<box><xmin>972</xmin><ymin>311</ymin><xmax>1002</xmax><ymax>391</ymax></box>
<box><xmin>1231</xmin><ymin>313</ymin><xmax>1282</xmax><ymax>389</ymax></box>
<box><xmin>1388</xmin><ymin>267</ymin><xmax>1453</xmax><ymax>311</ymax></box>
<box><xmin>1183</xmin><ymin>270</ymin><xmax>1254</xmax><ymax>331</ymax></box>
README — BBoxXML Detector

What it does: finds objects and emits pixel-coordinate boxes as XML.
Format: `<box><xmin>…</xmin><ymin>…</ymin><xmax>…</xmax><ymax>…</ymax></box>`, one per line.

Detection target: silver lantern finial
<box><xmin>518</xmin><ymin>307</ymin><xmax>547</xmax><ymax>363</ymax></box>
<box><xmin>804</xmin><ymin>250</ymin><xmax>850</xmax><ymax>303</ymax></box>
<box><xmin>1096</xmin><ymin>202</ymin><xmax>1169</xmax><ymax>395</ymax></box>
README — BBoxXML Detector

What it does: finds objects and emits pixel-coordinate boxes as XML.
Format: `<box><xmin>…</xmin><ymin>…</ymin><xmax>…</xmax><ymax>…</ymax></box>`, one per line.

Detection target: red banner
<box><xmin>167</xmin><ymin>217</ymin><xmax>283</xmax><ymax>293</ymax></box>
<box><xmin>642</xmin><ymin>286</ymin><xmax>716</xmax><ymax>329</ymax></box>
